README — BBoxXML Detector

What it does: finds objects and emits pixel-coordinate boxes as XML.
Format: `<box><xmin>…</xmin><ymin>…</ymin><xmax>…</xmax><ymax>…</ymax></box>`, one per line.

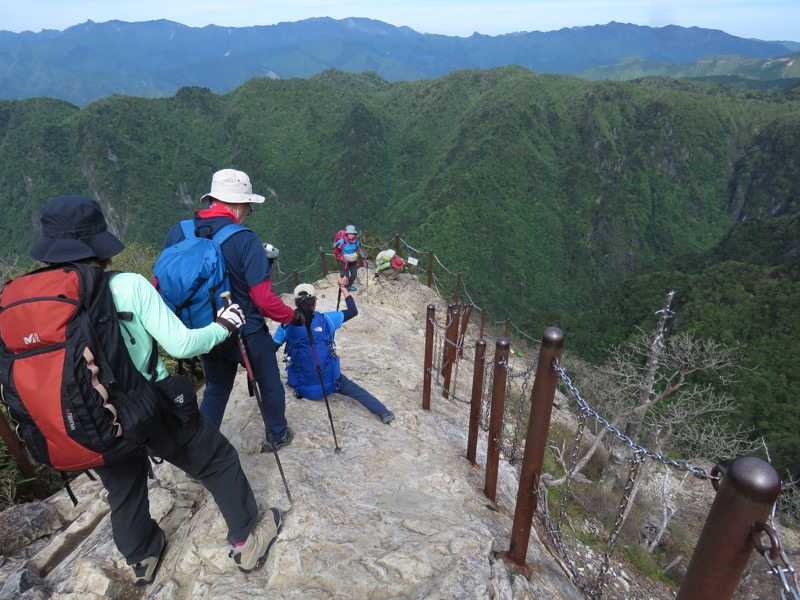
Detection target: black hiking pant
<box><xmin>339</xmin><ymin>259</ymin><xmax>358</xmax><ymax>287</ymax></box>
<box><xmin>93</xmin><ymin>415</ymin><xmax>258</xmax><ymax>565</ymax></box>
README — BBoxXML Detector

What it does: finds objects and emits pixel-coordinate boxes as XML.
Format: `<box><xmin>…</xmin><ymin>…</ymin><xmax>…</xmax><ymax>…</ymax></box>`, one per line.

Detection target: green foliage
<box><xmin>564</xmin><ymin>257</ymin><xmax>800</xmax><ymax>472</ymax></box>
<box><xmin>1</xmin><ymin>67</ymin><xmax>799</xmax><ymax>470</ymax></box>
<box><xmin>579</xmin><ymin>52</ymin><xmax>800</xmax><ymax>87</ymax></box>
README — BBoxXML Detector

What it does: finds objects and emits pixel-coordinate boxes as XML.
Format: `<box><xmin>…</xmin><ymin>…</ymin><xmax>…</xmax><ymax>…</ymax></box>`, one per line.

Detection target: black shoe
<box><xmin>132</xmin><ymin>528</ymin><xmax>166</xmax><ymax>587</ymax></box>
<box><xmin>261</xmin><ymin>426</ymin><xmax>294</xmax><ymax>453</ymax></box>
<box><xmin>379</xmin><ymin>411</ymin><xmax>395</xmax><ymax>424</ymax></box>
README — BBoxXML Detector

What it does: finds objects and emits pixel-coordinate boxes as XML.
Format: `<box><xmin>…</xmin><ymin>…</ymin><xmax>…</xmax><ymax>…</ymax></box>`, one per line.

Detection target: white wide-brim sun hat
<box><xmin>200</xmin><ymin>169</ymin><xmax>266</xmax><ymax>204</ymax></box>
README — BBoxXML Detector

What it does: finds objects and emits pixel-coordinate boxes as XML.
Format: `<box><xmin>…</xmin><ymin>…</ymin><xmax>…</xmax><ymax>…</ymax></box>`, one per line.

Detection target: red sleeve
<box><xmin>249</xmin><ymin>278</ymin><xmax>295</xmax><ymax>324</ymax></box>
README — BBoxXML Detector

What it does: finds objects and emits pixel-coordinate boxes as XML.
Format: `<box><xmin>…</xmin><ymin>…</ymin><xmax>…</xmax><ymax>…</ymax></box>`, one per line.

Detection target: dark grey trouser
<box><xmin>339</xmin><ymin>260</ymin><xmax>358</xmax><ymax>287</ymax></box>
<box><xmin>93</xmin><ymin>415</ymin><xmax>258</xmax><ymax>564</ymax></box>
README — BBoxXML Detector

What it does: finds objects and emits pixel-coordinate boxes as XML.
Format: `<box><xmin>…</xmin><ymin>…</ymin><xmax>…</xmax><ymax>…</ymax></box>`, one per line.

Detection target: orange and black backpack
<box><xmin>0</xmin><ymin>262</ymin><xmax>167</xmax><ymax>477</ymax></box>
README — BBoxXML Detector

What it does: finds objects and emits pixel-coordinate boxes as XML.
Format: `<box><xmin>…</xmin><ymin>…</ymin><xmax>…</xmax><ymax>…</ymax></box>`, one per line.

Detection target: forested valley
<box><xmin>0</xmin><ymin>66</ymin><xmax>798</xmax><ymax>471</ymax></box>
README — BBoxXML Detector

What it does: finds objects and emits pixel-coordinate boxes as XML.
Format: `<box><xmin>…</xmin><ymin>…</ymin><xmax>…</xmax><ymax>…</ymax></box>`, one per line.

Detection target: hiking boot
<box><xmin>230</xmin><ymin>508</ymin><xmax>283</xmax><ymax>573</ymax></box>
<box><xmin>379</xmin><ymin>411</ymin><xmax>395</xmax><ymax>424</ymax></box>
<box><xmin>132</xmin><ymin>528</ymin><xmax>166</xmax><ymax>587</ymax></box>
<box><xmin>261</xmin><ymin>426</ymin><xmax>294</xmax><ymax>453</ymax></box>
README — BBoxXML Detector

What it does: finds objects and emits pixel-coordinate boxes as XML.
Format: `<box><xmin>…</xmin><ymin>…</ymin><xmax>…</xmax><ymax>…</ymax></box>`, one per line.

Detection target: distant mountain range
<box><xmin>0</xmin><ymin>18</ymin><xmax>798</xmax><ymax>106</ymax></box>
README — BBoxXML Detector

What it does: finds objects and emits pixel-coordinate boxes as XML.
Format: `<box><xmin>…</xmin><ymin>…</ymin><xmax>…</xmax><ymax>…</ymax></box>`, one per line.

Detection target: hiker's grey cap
<box><xmin>30</xmin><ymin>195</ymin><xmax>125</xmax><ymax>263</ymax></box>
<box><xmin>345</xmin><ymin>224</ymin><xmax>358</xmax><ymax>234</ymax></box>
<box><xmin>293</xmin><ymin>283</ymin><xmax>317</xmax><ymax>298</ymax></box>
<box><xmin>200</xmin><ymin>169</ymin><xmax>265</xmax><ymax>204</ymax></box>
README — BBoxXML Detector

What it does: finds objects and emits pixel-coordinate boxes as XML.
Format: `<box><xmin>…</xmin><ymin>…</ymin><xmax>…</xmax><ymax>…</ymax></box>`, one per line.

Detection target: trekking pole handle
<box><xmin>220</xmin><ymin>292</ymin><xmax>256</xmax><ymax>380</ymax></box>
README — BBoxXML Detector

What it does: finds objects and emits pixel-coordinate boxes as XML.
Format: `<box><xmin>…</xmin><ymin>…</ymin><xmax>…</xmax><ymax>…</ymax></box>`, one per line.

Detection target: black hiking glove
<box><xmin>290</xmin><ymin>308</ymin><xmax>307</xmax><ymax>327</ymax></box>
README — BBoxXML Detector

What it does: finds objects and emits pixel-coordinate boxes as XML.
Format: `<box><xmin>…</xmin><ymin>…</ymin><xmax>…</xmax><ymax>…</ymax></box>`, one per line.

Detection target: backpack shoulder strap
<box><xmin>104</xmin><ymin>271</ymin><xmax>159</xmax><ymax>382</ymax></box>
<box><xmin>212</xmin><ymin>223</ymin><xmax>249</xmax><ymax>245</ymax></box>
<box><xmin>180</xmin><ymin>219</ymin><xmax>196</xmax><ymax>239</ymax></box>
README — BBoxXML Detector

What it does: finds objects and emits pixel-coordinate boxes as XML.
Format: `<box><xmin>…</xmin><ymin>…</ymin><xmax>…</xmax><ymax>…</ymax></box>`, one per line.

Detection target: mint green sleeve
<box><xmin>125</xmin><ymin>273</ymin><xmax>229</xmax><ymax>358</ymax></box>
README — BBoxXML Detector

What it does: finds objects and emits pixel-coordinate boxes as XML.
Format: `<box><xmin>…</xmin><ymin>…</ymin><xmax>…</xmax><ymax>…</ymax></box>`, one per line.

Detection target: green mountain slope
<box><xmin>578</xmin><ymin>52</ymin><xmax>800</xmax><ymax>86</ymax></box>
<box><xmin>1</xmin><ymin>68</ymin><xmax>798</xmax><ymax>319</ymax></box>
<box><xmin>1</xmin><ymin>67</ymin><xmax>799</xmax><ymax>468</ymax></box>
<box><xmin>561</xmin><ymin>214</ymin><xmax>800</xmax><ymax>471</ymax></box>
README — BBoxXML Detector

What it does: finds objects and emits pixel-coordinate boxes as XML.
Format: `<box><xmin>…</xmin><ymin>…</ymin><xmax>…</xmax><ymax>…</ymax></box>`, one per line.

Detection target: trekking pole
<box><xmin>304</xmin><ymin>320</ymin><xmax>342</xmax><ymax>453</ymax></box>
<box><xmin>360</xmin><ymin>248</ymin><xmax>368</xmax><ymax>292</ymax></box>
<box><xmin>336</xmin><ymin>285</ymin><xmax>342</xmax><ymax>311</ymax></box>
<box><xmin>221</xmin><ymin>292</ymin><xmax>293</xmax><ymax>503</ymax></box>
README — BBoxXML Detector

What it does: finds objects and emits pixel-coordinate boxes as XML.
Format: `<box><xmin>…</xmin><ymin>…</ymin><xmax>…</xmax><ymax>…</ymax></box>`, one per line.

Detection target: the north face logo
<box><xmin>23</xmin><ymin>332</ymin><xmax>41</xmax><ymax>345</ymax></box>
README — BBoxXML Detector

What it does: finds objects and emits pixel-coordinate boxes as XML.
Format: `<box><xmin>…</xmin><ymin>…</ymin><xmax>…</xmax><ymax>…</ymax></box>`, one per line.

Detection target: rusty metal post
<box><xmin>442</xmin><ymin>304</ymin><xmax>460</xmax><ymax>399</ymax></box>
<box><xmin>458</xmin><ymin>304</ymin><xmax>473</xmax><ymax>359</ymax></box>
<box><xmin>676</xmin><ymin>456</ymin><xmax>781</xmax><ymax>600</ymax></box>
<box><xmin>454</xmin><ymin>273</ymin><xmax>462</xmax><ymax>305</ymax></box>
<box><xmin>506</xmin><ymin>327</ymin><xmax>564</xmax><ymax>568</ymax></box>
<box><xmin>427</xmin><ymin>250</ymin><xmax>433</xmax><ymax>289</ymax></box>
<box><xmin>467</xmin><ymin>339</ymin><xmax>487</xmax><ymax>467</ymax></box>
<box><xmin>0</xmin><ymin>410</ymin><xmax>47</xmax><ymax>500</ymax></box>
<box><xmin>321</xmin><ymin>251</ymin><xmax>328</xmax><ymax>276</ymax></box>
<box><xmin>292</xmin><ymin>270</ymin><xmax>299</xmax><ymax>287</ymax></box>
<box><xmin>395</xmin><ymin>234</ymin><xmax>400</xmax><ymax>255</ymax></box>
<box><xmin>504</xmin><ymin>318</ymin><xmax>511</xmax><ymax>338</ymax></box>
<box><xmin>480</xmin><ymin>307</ymin><xmax>487</xmax><ymax>339</ymax></box>
<box><xmin>484</xmin><ymin>337</ymin><xmax>510</xmax><ymax>502</ymax></box>
<box><xmin>422</xmin><ymin>304</ymin><xmax>435</xmax><ymax>410</ymax></box>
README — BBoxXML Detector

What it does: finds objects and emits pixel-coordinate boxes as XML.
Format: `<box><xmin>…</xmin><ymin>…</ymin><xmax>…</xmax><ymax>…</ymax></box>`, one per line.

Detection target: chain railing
<box><xmin>6</xmin><ymin>229</ymin><xmax>797</xmax><ymax>600</ymax></box>
<box><xmin>402</xmin><ymin>238</ymin><xmax>799</xmax><ymax>600</ymax></box>
<box><xmin>422</xmin><ymin>314</ymin><xmax>798</xmax><ymax>600</ymax></box>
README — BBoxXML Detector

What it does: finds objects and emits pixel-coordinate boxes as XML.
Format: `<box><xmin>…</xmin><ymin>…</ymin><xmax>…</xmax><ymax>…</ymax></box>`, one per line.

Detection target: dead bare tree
<box><xmin>644</xmin><ymin>465</ymin><xmax>690</xmax><ymax>552</ymax></box>
<box><xmin>546</xmin><ymin>291</ymin><xmax>749</xmax><ymax>494</ymax></box>
<box><xmin>598</xmin><ymin>291</ymin><xmax>744</xmax><ymax>491</ymax></box>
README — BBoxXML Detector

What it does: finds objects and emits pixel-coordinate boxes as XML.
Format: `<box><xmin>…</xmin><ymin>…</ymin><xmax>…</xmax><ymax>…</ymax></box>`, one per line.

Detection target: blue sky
<box><xmin>2</xmin><ymin>1</ymin><xmax>798</xmax><ymax>42</ymax></box>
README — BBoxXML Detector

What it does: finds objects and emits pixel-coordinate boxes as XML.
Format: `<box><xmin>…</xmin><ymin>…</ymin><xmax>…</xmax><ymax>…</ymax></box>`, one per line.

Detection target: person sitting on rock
<box><xmin>274</xmin><ymin>279</ymin><xmax>395</xmax><ymax>424</ymax></box>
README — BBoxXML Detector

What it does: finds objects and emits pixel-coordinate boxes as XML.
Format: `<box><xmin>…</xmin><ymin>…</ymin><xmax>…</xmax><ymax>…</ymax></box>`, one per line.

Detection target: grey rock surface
<box><xmin>0</xmin><ymin>272</ymin><xmax>583</xmax><ymax>600</ymax></box>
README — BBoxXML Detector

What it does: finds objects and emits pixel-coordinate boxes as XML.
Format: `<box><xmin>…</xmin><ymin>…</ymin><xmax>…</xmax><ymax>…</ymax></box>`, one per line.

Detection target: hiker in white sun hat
<box><xmin>161</xmin><ymin>169</ymin><xmax>306</xmax><ymax>453</ymax></box>
<box><xmin>199</xmin><ymin>168</ymin><xmax>266</xmax><ymax>205</ymax></box>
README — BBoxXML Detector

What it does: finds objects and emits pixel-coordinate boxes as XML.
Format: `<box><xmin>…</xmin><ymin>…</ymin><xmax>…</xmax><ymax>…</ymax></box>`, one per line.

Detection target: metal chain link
<box><xmin>536</xmin><ymin>485</ymin><xmax>588</xmax><ymax>589</ymax></box>
<box><xmin>555</xmin><ymin>363</ymin><xmax>719</xmax><ymax>481</ymax></box>
<box><xmin>591</xmin><ymin>452</ymin><xmax>646</xmax><ymax>599</ymax></box>
<box><xmin>752</xmin><ymin>523</ymin><xmax>800</xmax><ymax>600</ymax></box>
<box><xmin>557</xmin><ymin>411</ymin><xmax>588</xmax><ymax>530</ymax></box>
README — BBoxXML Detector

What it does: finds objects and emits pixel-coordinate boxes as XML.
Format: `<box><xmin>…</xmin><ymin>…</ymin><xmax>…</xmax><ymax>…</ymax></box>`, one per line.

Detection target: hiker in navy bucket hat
<box><xmin>17</xmin><ymin>193</ymin><xmax>283</xmax><ymax>584</ymax></box>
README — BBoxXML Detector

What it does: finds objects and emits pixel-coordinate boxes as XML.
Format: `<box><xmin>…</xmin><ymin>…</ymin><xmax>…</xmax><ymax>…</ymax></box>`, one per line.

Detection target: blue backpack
<box><xmin>283</xmin><ymin>313</ymin><xmax>341</xmax><ymax>400</ymax></box>
<box><xmin>154</xmin><ymin>220</ymin><xmax>247</xmax><ymax>328</ymax></box>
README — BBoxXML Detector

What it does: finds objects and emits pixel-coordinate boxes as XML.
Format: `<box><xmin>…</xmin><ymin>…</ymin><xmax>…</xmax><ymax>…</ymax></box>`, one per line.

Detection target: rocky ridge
<box><xmin>0</xmin><ymin>272</ymin><xmax>584</xmax><ymax>599</ymax></box>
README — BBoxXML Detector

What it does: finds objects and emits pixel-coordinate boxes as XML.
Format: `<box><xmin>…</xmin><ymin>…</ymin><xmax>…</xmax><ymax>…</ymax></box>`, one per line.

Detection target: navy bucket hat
<box><xmin>30</xmin><ymin>195</ymin><xmax>125</xmax><ymax>263</ymax></box>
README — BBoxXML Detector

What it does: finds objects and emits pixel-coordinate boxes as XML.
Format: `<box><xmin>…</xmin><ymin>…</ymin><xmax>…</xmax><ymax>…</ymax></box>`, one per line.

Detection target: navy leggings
<box><xmin>199</xmin><ymin>324</ymin><xmax>288</xmax><ymax>440</ymax></box>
